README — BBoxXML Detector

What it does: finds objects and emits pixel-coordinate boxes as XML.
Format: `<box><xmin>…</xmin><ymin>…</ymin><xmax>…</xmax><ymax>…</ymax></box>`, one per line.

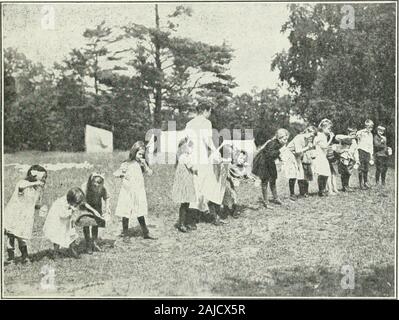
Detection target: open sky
<box><xmin>3</xmin><ymin>2</ymin><xmax>291</xmax><ymax>94</ymax></box>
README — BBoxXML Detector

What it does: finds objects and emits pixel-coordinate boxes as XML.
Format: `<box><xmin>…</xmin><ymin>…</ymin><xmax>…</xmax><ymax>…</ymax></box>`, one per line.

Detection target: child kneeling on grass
<box><xmin>44</xmin><ymin>187</ymin><xmax>89</xmax><ymax>259</ymax></box>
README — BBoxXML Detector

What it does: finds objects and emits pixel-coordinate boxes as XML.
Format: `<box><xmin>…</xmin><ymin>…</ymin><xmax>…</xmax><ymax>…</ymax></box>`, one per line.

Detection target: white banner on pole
<box><xmin>85</xmin><ymin>125</ymin><xmax>113</xmax><ymax>153</ymax></box>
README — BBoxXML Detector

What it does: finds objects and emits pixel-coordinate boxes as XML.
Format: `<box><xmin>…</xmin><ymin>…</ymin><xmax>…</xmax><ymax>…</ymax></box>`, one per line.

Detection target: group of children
<box><xmin>4</xmin><ymin>141</ymin><xmax>156</xmax><ymax>264</ymax></box>
<box><xmin>3</xmin><ymin>118</ymin><xmax>392</xmax><ymax>263</ymax></box>
<box><xmin>172</xmin><ymin>136</ymin><xmax>255</xmax><ymax>232</ymax></box>
<box><xmin>252</xmin><ymin>119</ymin><xmax>392</xmax><ymax>209</ymax></box>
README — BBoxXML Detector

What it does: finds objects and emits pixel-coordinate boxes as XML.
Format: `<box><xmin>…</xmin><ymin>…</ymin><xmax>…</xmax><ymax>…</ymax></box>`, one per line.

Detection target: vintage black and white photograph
<box><xmin>1</xmin><ymin>1</ymin><xmax>397</xmax><ymax>298</ymax></box>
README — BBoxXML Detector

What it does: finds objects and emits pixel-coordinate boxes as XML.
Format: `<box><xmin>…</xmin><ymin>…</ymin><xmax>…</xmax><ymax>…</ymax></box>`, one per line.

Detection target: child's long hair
<box><xmin>26</xmin><ymin>165</ymin><xmax>47</xmax><ymax>182</ymax></box>
<box><xmin>128</xmin><ymin>141</ymin><xmax>145</xmax><ymax>162</ymax></box>
<box><xmin>126</xmin><ymin>141</ymin><xmax>148</xmax><ymax>172</ymax></box>
<box><xmin>67</xmin><ymin>187</ymin><xmax>86</xmax><ymax>208</ymax></box>
<box><xmin>85</xmin><ymin>173</ymin><xmax>105</xmax><ymax>207</ymax></box>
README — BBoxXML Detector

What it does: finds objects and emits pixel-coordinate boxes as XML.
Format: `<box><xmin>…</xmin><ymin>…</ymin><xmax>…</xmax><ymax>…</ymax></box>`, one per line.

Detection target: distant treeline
<box><xmin>3</xmin><ymin>4</ymin><xmax>395</xmax><ymax>153</ymax></box>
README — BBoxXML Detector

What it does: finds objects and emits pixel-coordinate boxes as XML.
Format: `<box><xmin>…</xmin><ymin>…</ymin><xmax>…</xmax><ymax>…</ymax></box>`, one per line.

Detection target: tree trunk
<box><xmin>94</xmin><ymin>53</ymin><xmax>99</xmax><ymax>96</ymax></box>
<box><xmin>153</xmin><ymin>4</ymin><xmax>162</xmax><ymax>128</ymax></box>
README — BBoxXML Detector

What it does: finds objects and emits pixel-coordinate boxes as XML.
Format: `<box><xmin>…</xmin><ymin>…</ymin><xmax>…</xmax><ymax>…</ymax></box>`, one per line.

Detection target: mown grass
<box><xmin>2</xmin><ymin>151</ymin><xmax>396</xmax><ymax>297</ymax></box>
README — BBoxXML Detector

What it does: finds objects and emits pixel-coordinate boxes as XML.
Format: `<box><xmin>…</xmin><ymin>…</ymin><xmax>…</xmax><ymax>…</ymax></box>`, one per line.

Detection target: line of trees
<box><xmin>4</xmin><ymin>5</ymin><xmax>238</xmax><ymax>151</ymax></box>
<box><xmin>272</xmin><ymin>3</ymin><xmax>396</xmax><ymax>146</ymax></box>
<box><xmin>3</xmin><ymin>4</ymin><xmax>396</xmax><ymax>152</ymax></box>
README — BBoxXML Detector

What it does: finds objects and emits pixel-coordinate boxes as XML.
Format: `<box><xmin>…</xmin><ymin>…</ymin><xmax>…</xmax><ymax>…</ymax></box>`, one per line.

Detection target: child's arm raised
<box><xmin>18</xmin><ymin>180</ymin><xmax>44</xmax><ymax>193</ymax></box>
<box><xmin>139</xmin><ymin>158</ymin><xmax>153</xmax><ymax>176</ymax></box>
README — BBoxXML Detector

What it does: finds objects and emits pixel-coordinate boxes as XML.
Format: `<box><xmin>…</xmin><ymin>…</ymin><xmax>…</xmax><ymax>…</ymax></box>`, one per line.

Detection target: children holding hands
<box><xmin>5</xmin><ymin>116</ymin><xmax>394</xmax><ymax>269</ymax></box>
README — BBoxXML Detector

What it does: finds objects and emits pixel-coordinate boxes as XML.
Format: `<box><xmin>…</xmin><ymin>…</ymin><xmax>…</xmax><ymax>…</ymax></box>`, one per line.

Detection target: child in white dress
<box><xmin>356</xmin><ymin>119</ymin><xmax>374</xmax><ymax>189</ymax></box>
<box><xmin>44</xmin><ymin>187</ymin><xmax>89</xmax><ymax>259</ymax></box>
<box><xmin>114</xmin><ymin>141</ymin><xmax>156</xmax><ymax>241</ymax></box>
<box><xmin>4</xmin><ymin>165</ymin><xmax>47</xmax><ymax>264</ymax></box>
<box><xmin>313</xmin><ymin>119</ymin><xmax>335</xmax><ymax>196</ymax></box>
<box><xmin>172</xmin><ymin>138</ymin><xmax>198</xmax><ymax>232</ymax></box>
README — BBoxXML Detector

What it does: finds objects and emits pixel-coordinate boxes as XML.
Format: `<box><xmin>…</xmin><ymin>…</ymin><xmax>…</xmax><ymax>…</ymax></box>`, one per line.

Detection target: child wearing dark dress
<box><xmin>333</xmin><ymin>137</ymin><xmax>359</xmax><ymax>192</ymax></box>
<box><xmin>80</xmin><ymin>173</ymin><xmax>111</xmax><ymax>254</ymax></box>
<box><xmin>252</xmin><ymin>128</ymin><xmax>290</xmax><ymax>209</ymax></box>
<box><xmin>374</xmin><ymin>125</ymin><xmax>391</xmax><ymax>186</ymax></box>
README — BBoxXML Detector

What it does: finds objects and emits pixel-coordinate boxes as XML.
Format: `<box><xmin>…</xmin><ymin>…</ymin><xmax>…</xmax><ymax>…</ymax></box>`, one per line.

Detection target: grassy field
<box><xmin>2</xmin><ymin>151</ymin><xmax>396</xmax><ymax>297</ymax></box>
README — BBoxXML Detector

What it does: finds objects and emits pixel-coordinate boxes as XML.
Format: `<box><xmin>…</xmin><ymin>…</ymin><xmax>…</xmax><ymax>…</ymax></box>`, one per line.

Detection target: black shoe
<box><xmin>50</xmin><ymin>250</ymin><xmax>61</xmax><ymax>260</ymax></box>
<box><xmin>212</xmin><ymin>215</ymin><xmax>225</xmax><ymax>226</ymax></box>
<box><xmin>7</xmin><ymin>249</ymin><xmax>15</xmax><ymax>261</ymax></box>
<box><xmin>186</xmin><ymin>224</ymin><xmax>197</xmax><ymax>231</ymax></box>
<box><xmin>289</xmin><ymin>195</ymin><xmax>297</xmax><ymax>202</ymax></box>
<box><xmin>271</xmin><ymin>198</ymin><xmax>283</xmax><ymax>205</ymax></box>
<box><xmin>92</xmin><ymin>241</ymin><xmax>102</xmax><ymax>252</ymax></box>
<box><xmin>19</xmin><ymin>246</ymin><xmax>29</xmax><ymax>264</ymax></box>
<box><xmin>69</xmin><ymin>244</ymin><xmax>80</xmax><ymax>259</ymax></box>
<box><xmin>262</xmin><ymin>201</ymin><xmax>274</xmax><ymax>209</ymax></box>
<box><xmin>143</xmin><ymin>233</ymin><xmax>157</xmax><ymax>240</ymax></box>
<box><xmin>177</xmin><ymin>224</ymin><xmax>188</xmax><ymax>233</ymax></box>
<box><xmin>119</xmin><ymin>230</ymin><xmax>129</xmax><ymax>238</ymax></box>
<box><xmin>363</xmin><ymin>182</ymin><xmax>371</xmax><ymax>189</ymax></box>
<box><xmin>232</xmin><ymin>212</ymin><xmax>240</xmax><ymax>219</ymax></box>
<box><xmin>85</xmin><ymin>241</ymin><xmax>93</xmax><ymax>255</ymax></box>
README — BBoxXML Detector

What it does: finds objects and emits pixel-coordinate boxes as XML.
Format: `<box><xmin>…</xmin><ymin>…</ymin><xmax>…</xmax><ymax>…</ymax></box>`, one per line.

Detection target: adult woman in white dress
<box><xmin>185</xmin><ymin>102</ymin><xmax>224</xmax><ymax>225</ymax></box>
